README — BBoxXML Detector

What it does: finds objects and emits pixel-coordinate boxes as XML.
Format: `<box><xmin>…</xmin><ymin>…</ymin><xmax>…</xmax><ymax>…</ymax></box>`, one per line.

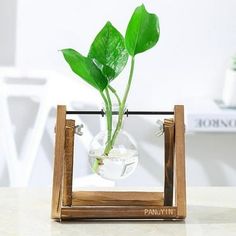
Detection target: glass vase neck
<box><xmin>102</xmin><ymin>103</ymin><xmax>126</xmax><ymax>129</ymax></box>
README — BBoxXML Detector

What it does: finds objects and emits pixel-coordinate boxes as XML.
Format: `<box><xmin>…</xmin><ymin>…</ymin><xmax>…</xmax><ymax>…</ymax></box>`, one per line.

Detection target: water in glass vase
<box><xmin>88</xmin><ymin>112</ymin><xmax>139</xmax><ymax>180</ymax></box>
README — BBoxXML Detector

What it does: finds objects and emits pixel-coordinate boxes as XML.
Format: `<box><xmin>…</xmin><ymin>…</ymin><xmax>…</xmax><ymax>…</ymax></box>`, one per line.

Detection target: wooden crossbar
<box><xmin>72</xmin><ymin>191</ymin><xmax>164</xmax><ymax>206</ymax></box>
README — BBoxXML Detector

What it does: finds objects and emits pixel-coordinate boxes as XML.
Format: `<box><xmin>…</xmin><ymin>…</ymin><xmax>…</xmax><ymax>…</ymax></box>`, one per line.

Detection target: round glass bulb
<box><xmin>88</xmin><ymin>130</ymin><xmax>138</xmax><ymax>180</ymax></box>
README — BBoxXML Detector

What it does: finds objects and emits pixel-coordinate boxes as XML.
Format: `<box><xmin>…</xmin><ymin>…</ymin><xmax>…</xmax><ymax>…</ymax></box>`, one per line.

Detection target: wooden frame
<box><xmin>51</xmin><ymin>105</ymin><xmax>186</xmax><ymax>220</ymax></box>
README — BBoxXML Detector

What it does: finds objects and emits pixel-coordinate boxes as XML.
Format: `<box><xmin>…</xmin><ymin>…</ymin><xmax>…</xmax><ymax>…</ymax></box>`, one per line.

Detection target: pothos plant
<box><xmin>61</xmin><ymin>4</ymin><xmax>160</xmax><ymax>167</ymax></box>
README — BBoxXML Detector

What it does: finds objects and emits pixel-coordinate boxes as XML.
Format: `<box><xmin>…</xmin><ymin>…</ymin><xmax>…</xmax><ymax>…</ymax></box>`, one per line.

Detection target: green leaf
<box><xmin>125</xmin><ymin>4</ymin><xmax>160</xmax><ymax>56</ymax></box>
<box><xmin>61</xmin><ymin>48</ymin><xmax>108</xmax><ymax>91</ymax></box>
<box><xmin>88</xmin><ymin>21</ymin><xmax>128</xmax><ymax>81</ymax></box>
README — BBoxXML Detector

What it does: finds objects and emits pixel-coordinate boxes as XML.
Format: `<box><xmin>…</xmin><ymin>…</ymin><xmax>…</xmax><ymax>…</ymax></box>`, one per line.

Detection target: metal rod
<box><xmin>66</xmin><ymin>110</ymin><xmax>174</xmax><ymax>116</ymax></box>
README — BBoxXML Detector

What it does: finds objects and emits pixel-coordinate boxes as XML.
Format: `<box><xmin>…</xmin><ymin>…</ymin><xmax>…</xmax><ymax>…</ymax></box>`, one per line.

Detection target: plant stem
<box><xmin>104</xmin><ymin>87</ymin><xmax>112</xmax><ymax>144</ymax></box>
<box><xmin>108</xmin><ymin>85</ymin><xmax>121</xmax><ymax>106</ymax></box>
<box><xmin>100</xmin><ymin>91</ymin><xmax>111</xmax><ymax>145</ymax></box>
<box><xmin>104</xmin><ymin>56</ymin><xmax>135</xmax><ymax>155</ymax></box>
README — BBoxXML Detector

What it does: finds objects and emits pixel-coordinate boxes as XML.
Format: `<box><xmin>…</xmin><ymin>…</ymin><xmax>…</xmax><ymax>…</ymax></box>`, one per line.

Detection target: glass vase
<box><xmin>88</xmin><ymin>106</ymin><xmax>139</xmax><ymax>180</ymax></box>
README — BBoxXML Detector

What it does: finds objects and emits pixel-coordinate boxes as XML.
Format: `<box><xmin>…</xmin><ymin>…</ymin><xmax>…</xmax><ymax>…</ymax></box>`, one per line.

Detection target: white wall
<box><xmin>15</xmin><ymin>0</ymin><xmax>236</xmax><ymax>106</ymax></box>
<box><xmin>1</xmin><ymin>0</ymin><xmax>236</xmax><ymax>186</ymax></box>
<box><xmin>0</xmin><ymin>0</ymin><xmax>17</xmax><ymax>65</ymax></box>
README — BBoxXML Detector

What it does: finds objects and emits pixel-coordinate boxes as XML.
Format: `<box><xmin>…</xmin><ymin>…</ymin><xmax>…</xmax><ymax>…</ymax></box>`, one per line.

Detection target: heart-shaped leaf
<box><xmin>61</xmin><ymin>48</ymin><xmax>108</xmax><ymax>91</ymax></box>
<box><xmin>125</xmin><ymin>4</ymin><xmax>160</xmax><ymax>56</ymax></box>
<box><xmin>88</xmin><ymin>21</ymin><xmax>128</xmax><ymax>81</ymax></box>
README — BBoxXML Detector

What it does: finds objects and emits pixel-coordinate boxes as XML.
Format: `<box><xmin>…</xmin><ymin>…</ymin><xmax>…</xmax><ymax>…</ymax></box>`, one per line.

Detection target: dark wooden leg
<box><xmin>62</xmin><ymin>119</ymin><xmax>75</xmax><ymax>206</ymax></box>
<box><xmin>164</xmin><ymin>119</ymin><xmax>175</xmax><ymax>206</ymax></box>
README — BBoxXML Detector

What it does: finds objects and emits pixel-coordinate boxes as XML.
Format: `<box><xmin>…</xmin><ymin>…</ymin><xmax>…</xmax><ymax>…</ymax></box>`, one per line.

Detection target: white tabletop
<box><xmin>0</xmin><ymin>187</ymin><xmax>235</xmax><ymax>236</ymax></box>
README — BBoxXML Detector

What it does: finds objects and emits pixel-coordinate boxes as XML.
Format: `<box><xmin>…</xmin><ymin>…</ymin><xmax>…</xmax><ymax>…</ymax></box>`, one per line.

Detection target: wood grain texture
<box><xmin>72</xmin><ymin>191</ymin><xmax>164</xmax><ymax>206</ymax></box>
<box><xmin>164</xmin><ymin>119</ymin><xmax>175</xmax><ymax>206</ymax></box>
<box><xmin>51</xmin><ymin>105</ymin><xmax>66</xmax><ymax>219</ymax></box>
<box><xmin>51</xmin><ymin>105</ymin><xmax>186</xmax><ymax>221</ymax></box>
<box><xmin>61</xmin><ymin>206</ymin><xmax>177</xmax><ymax>219</ymax></box>
<box><xmin>62</xmin><ymin>120</ymin><xmax>75</xmax><ymax>206</ymax></box>
<box><xmin>174</xmin><ymin>105</ymin><xmax>186</xmax><ymax>219</ymax></box>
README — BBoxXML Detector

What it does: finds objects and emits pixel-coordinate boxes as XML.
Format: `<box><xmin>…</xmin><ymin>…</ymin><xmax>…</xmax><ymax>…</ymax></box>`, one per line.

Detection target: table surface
<box><xmin>0</xmin><ymin>187</ymin><xmax>235</xmax><ymax>236</ymax></box>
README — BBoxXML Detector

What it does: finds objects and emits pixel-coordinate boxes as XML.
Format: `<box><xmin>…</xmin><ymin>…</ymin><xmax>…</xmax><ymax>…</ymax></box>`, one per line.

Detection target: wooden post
<box><xmin>174</xmin><ymin>105</ymin><xmax>186</xmax><ymax>218</ymax></box>
<box><xmin>164</xmin><ymin>119</ymin><xmax>175</xmax><ymax>206</ymax></box>
<box><xmin>62</xmin><ymin>119</ymin><xmax>75</xmax><ymax>206</ymax></box>
<box><xmin>51</xmin><ymin>105</ymin><xmax>66</xmax><ymax>219</ymax></box>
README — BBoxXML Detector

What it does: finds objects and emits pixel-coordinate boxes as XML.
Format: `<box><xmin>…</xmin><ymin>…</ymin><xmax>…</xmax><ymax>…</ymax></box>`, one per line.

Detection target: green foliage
<box><xmin>125</xmin><ymin>4</ymin><xmax>160</xmax><ymax>56</ymax></box>
<box><xmin>61</xmin><ymin>4</ymin><xmax>160</xmax><ymax>158</ymax></box>
<box><xmin>61</xmin><ymin>49</ymin><xmax>108</xmax><ymax>91</ymax></box>
<box><xmin>88</xmin><ymin>21</ymin><xmax>129</xmax><ymax>81</ymax></box>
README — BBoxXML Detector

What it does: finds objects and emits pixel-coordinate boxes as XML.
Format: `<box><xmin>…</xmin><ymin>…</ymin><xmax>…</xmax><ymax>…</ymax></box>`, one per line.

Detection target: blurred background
<box><xmin>0</xmin><ymin>0</ymin><xmax>236</xmax><ymax>187</ymax></box>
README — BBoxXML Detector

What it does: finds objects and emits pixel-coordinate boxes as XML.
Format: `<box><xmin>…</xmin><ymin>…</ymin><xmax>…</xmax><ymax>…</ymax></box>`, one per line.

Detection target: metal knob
<box><xmin>155</xmin><ymin>119</ymin><xmax>164</xmax><ymax>136</ymax></box>
<box><xmin>74</xmin><ymin>124</ymin><xmax>84</xmax><ymax>136</ymax></box>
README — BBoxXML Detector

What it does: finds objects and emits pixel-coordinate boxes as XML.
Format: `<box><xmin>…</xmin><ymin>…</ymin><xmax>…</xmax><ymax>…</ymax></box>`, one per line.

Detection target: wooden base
<box><xmin>51</xmin><ymin>105</ymin><xmax>186</xmax><ymax>221</ymax></box>
<box><xmin>61</xmin><ymin>206</ymin><xmax>179</xmax><ymax>220</ymax></box>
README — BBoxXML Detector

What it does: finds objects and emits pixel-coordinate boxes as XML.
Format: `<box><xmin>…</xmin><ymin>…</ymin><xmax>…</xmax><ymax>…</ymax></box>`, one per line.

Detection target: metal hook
<box><xmin>155</xmin><ymin>119</ymin><xmax>164</xmax><ymax>136</ymax></box>
<box><xmin>74</xmin><ymin>124</ymin><xmax>84</xmax><ymax>136</ymax></box>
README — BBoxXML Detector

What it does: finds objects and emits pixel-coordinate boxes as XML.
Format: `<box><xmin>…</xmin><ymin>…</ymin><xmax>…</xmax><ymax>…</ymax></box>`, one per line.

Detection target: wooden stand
<box><xmin>51</xmin><ymin>105</ymin><xmax>186</xmax><ymax>220</ymax></box>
